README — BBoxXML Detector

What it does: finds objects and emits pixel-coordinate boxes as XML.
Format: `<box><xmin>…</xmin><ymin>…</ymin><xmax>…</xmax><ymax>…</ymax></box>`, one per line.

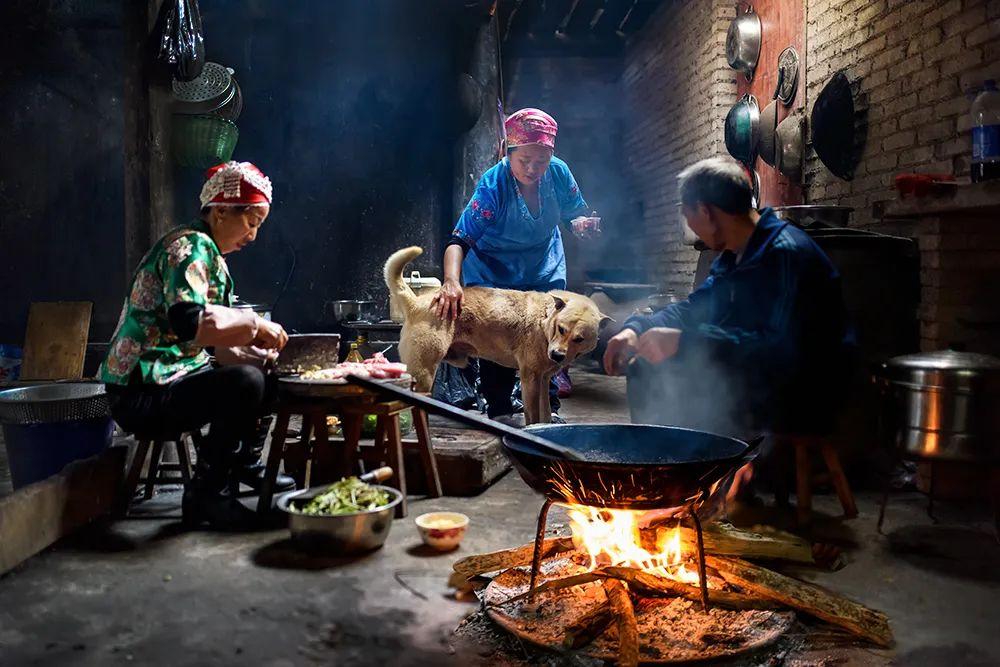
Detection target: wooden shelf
<box><xmin>880</xmin><ymin>180</ymin><xmax>1000</xmax><ymax>219</ymax></box>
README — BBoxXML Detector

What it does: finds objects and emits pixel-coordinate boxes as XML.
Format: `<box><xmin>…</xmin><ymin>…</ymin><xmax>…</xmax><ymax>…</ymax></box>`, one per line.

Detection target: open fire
<box><xmin>566</xmin><ymin>505</ymin><xmax>700</xmax><ymax>586</ymax></box>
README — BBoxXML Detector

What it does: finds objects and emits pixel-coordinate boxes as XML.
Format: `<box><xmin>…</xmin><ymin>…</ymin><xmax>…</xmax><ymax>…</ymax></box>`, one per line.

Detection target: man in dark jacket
<box><xmin>604</xmin><ymin>157</ymin><xmax>850</xmax><ymax>490</ymax></box>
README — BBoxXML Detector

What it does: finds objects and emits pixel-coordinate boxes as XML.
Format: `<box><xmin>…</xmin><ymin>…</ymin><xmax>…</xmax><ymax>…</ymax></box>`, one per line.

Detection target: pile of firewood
<box><xmin>450</xmin><ymin>523</ymin><xmax>893</xmax><ymax>666</ymax></box>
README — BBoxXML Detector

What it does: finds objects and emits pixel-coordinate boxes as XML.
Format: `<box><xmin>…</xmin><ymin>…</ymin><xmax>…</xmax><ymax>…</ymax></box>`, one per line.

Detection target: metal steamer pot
<box><xmin>879</xmin><ymin>350</ymin><xmax>1000</xmax><ymax>463</ymax></box>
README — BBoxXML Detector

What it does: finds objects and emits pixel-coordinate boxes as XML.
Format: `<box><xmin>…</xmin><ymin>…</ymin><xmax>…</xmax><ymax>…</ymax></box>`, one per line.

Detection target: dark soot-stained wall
<box><xmin>0</xmin><ymin>1</ymin><xmax>125</xmax><ymax>342</ymax></box>
<box><xmin>175</xmin><ymin>1</ymin><xmax>465</xmax><ymax>332</ymax></box>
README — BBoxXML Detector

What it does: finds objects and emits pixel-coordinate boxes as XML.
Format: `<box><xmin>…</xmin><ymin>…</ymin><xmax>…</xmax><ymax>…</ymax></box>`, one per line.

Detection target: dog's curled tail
<box><xmin>384</xmin><ymin>246</ymin><xmax>424</xmax><ymax>311</ymax></box>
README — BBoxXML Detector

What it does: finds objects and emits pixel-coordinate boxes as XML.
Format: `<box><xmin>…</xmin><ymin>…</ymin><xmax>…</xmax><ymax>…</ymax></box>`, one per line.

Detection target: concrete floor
<box><xmin>1</xmin><ymin>367</ymin><xmax>998</xmax><ymax>666</ymax></box>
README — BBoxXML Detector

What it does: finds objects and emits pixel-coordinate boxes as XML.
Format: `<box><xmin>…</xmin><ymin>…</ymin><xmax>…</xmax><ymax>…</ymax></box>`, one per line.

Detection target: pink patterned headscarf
<box><xmin>504</xmin><ymin>108</ymin><xmax>557</xmax><ymax>150</ymax></box>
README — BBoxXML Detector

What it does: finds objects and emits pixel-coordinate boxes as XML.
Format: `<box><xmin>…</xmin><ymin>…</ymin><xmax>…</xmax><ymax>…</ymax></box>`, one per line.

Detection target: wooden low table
<box><xmin>257</xmin><ymin>379</ymin><xmax>441</xmax><ymax>517</ymax></box>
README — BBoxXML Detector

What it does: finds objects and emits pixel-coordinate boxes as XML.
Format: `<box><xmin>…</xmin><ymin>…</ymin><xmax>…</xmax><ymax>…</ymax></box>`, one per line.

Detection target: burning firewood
<box><xmin>599</xmin><ymin>566</ymin><xmax>778</xmax><ymax>610</ymax></box>
<box><xmin>496</xmin><ymin>571</ymin><xmax>603</xmax><ymax>607</ymax></box>
<box><xmin>602</xmin><ymin>578</ymin><xmax>639</xmax><ymax>667</ymax></box>
<box><xmin>655</xmin><ymin>522</ymin><xmax>815</xmax><ymax>564</ymax></box>
<box><xmin>452</xmin><ymin>537</ymin><xmax>575</xmax><ymax>577</ymax></box>
<box><xmin>563</xmin><ymin>597</ymin><xmax>657</xmax><ymax>650</ymax></box>
<box><xmin>563</xmin><ymin>600</ymin><xmax>612</xmax><ymax>649</ymax></box>
<box><xmin>706</xmin><ymin>556</ymin><xmax>894</xmax><ymax>647</ymax></box>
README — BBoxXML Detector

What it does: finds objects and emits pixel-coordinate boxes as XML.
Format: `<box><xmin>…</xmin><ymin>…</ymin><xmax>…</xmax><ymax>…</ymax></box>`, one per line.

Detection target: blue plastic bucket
<box><xmin>2</xmin><ymin>417</ymin><xmax>113</xmax><ymax>489</ymax></box>
<box><xmin>0</xmin><ymin>383</ymin><xmax>113</xmax><ymax>489</ymax></box>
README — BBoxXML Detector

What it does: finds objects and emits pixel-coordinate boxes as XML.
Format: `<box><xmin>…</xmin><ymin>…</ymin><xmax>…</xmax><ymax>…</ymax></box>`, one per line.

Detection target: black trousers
<box><xmin>479</xmin><ymin>359</ymin><xmax>561</xmax><ymax>418</ymax></box>
<box><xmin>107</xmin><ymin>366</ymin><xmax>273</xmax><ymax>481</ymax></box>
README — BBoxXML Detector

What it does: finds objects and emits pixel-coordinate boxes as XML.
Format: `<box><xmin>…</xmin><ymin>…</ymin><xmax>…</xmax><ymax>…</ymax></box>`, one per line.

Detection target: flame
<box><xmin>566</xmin><ymin>504</ymin><xmax>700</xmax><ymax>586</ymax></box>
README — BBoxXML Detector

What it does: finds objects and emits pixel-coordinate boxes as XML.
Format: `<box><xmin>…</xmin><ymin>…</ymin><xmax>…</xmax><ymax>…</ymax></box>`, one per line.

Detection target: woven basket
<box><xmin>172</xmin><ymin>114</ymin><xmax>239</xmax><ymax>168</ymax></box>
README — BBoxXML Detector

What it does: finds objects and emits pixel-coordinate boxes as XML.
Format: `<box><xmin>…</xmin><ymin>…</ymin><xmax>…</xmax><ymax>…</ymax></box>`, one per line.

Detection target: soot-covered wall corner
<box><xmin>174</xmin><ymin>0</ymin><xmax>469</xmax><ymax>332</ymax></box>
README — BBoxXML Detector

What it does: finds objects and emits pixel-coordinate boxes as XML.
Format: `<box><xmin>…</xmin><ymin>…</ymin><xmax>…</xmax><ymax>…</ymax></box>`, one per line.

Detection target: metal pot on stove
<box><xmin>878</xmin><ymin>350</ymin><xmax>1000</xmax><ymax>463</ymax></box>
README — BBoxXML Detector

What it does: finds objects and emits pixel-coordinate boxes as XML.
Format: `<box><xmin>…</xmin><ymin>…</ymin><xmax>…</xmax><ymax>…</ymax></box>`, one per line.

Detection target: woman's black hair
<box><xmin>200</xmin><ymin>204</ymin><xmax>252</xmax><ymax>216</ymax></box>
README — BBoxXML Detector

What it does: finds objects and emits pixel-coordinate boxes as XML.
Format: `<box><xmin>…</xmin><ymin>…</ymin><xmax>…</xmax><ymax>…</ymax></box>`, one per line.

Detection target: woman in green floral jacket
<box><xmin>101</xmin><ymin>161</ymin><xmax>292</xmax><ymax>529</ymax></box>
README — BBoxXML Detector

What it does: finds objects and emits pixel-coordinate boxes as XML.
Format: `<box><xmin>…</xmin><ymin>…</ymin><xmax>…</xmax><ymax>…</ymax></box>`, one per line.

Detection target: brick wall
<box><xmin>805</xmin><ymin>0</ymin><xmax>1000</xmax><ymax>224</ymax></box>
<box><xmin>622</xmin><ymin>0</ymin><xmax>737</xmax><ymax>294</ymax></box>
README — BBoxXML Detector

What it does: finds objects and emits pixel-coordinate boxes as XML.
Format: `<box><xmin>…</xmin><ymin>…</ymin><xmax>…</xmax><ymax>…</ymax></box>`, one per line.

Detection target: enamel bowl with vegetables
<box><xmin>277</xmin><ymin>475</ymin><xmax>402</xmax><ymax>554</ymax></box>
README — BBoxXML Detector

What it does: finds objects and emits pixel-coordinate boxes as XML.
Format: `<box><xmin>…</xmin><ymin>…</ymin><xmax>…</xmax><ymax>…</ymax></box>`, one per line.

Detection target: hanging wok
<box><xmin>346</xmin><ymin>375</ymin><xmax>763</xmax><ymax>511</ymax></box>
<box><xmin>725</xmin><ymin>94</ymin><xmax>760</xmax><ymax>165</ymax></box>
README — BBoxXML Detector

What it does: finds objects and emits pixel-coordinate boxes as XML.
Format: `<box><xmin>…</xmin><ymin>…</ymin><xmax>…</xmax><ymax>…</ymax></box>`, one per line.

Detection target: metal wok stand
<box><xmin>526</xmin><ymin>491</ymin><xmax>713</xmax><ymax>612</ymax></box>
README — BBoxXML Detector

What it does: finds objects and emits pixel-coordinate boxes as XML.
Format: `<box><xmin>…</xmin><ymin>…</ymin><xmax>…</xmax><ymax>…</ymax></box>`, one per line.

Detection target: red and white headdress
<box><xmin>199</xmin><ymin>161</ymin><xmax>273</xmax><ymax>208</ymax></box>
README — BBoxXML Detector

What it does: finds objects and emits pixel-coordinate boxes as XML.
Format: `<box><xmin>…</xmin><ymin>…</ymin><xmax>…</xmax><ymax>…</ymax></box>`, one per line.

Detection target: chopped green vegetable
<box><xmin>295</xmin><ymin>477</ymin><xmax>391</xmax><ymax>516</ymax></box>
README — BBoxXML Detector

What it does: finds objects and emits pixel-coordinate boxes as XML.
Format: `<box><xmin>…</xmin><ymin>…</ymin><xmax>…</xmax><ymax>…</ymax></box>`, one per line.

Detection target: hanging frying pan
<box><xmin>725</xmin><ymin>94</ymin><xmax>760</xmax><ymax>165</ymax></box>
<box><xmin>776</xmin><ymin>112</ymin><xmax>806</xmax><ymax>183</ymax></box>
<box><xmin>811</xmin><ymin>69</ymin><xmax>868</xmax><ymax>181</ymax></box>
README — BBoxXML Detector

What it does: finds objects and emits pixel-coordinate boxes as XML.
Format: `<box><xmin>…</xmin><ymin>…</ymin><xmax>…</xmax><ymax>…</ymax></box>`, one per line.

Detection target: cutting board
<box><xmin>20</xmin><ymin>302</ymin><xmax>93</xmax><ymax>380</ymax></box>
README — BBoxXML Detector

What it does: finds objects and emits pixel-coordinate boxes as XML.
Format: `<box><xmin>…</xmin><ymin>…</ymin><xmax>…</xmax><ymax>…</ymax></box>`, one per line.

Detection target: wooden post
<box><xmin>123</xmin><ymin>0</ymin><xmax>175</xmax><ymax>279</ymax></box>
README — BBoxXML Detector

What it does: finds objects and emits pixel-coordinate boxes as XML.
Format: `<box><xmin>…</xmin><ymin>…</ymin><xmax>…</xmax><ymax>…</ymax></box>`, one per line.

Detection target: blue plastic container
<box><xmin>2</xmin><ymin>417</ymin><xmax>113</xmax><ymax>489</ymax></box>
<box><xmin>0</xmin><ymin>383</ymin><xmax>113</xmax><ymax>489</ymax></box>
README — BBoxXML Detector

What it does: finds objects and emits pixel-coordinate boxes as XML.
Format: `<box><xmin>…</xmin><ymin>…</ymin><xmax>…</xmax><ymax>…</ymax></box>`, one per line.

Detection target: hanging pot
<box><xmin>811</xmin><ymin>69</ymin><xmax>868</xmax><ymax>181</ymax></box>
<box><xmin>725</xmin><ymin>94</ymin><xmax>760</xmax><ymax>165</ymax></box>
<box><xmin>775</xmin><ymin>112</ymin><xmax>806</xmax><ymax>182</ymax></box>
<box><xmin>759</xmin><ymin>98</ymin><xmax>778</xmax><ymax>167</ymax></box>
<box><xmin>726</xmin><ymin>4</ymin><xmax>762</xmax><ymax>82</ymax></box>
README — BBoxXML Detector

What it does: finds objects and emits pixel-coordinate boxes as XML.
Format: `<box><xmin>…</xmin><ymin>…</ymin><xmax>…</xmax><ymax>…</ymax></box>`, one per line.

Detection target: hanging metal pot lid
<box><xmin>885</xmin><ymin>350</ymin><xmax>1000</xmax><ymax>372</ymax></box>
<box><xmin>776</xmin><ymin>46</ymin><xmax>799</xmax><ymax>106</ymax></box>
<box><xmin>173</xmin><ymin>62</ymin><xmax>234</xmax><ymax>103</ymax></box>
<box><xmin>810</xmin><ymin>68</ymin><xmax>868</xmax><ymax>181</ymax></box>
<box><xmin>726</xmin><ymin>4</ymin><xmax>762</xmax><ymax>82</ymax></box>
<box><xmin>725</xmin><ymin>94</ymin><xmax>760</xmax><ymax>165</ymax></box>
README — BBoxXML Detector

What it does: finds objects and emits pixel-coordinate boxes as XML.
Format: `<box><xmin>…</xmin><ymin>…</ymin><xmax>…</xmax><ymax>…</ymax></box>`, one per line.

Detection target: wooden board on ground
<box><xmin>483</xmin><ymin>559</ymin><xmax>794</xmax><ymax>663</ymax></box>
<box><xmin>20</xmin><ymin>301</ymin><xmax>92</xmax><ymax>380</ymax></box>
<box><xmin>351</xmin><ymin>426</ymin><xmax>509</xmax><ymax>496</ymax></box>
<box><xmin>0</xmin><ymin>446</ymin><xmax>125</xmax><ymax>575</ymax></box>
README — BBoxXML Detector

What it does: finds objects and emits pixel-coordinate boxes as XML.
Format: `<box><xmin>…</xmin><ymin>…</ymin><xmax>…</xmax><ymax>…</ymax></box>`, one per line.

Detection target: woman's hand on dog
<box><xmin>433</xmin><ymin>278</ymin><xmax>464</xmax><ymax>320</ymax></box>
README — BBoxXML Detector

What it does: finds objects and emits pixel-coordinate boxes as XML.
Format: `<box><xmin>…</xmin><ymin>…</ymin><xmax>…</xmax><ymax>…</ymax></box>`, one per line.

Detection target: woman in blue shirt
<box><xmin>432</xmin><ymin>108</ymin><xmax>600</xmax><ymax>421</ymax></box>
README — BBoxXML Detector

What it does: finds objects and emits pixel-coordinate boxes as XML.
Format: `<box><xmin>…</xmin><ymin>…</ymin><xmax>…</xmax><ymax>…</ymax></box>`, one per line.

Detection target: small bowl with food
<box><xmin>414</xmin><ymin>512</ymin><xmax>469</xmax><ymax>552</ymax></box>
<box><xmin>277</xmin><ymin>467</ymin><xmax>401</xmax><ymax>554</ymax></box>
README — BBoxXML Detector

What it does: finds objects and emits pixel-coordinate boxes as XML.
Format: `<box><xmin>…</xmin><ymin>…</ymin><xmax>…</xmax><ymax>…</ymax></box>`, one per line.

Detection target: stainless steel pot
<box><xmin>879</xmin><ymin>350</ymin><xmax>1000</xmax><ymax>463</ymax></box>
<box><xmin>330</xmin><ymin>300</ymin><xmax>377</xmax><ymax>323</ymax></box>
<box><xmin>726</xmin><ymin>4</ymin><xmax>762</xmax><ymax>82</ymax></box>
<box><xmin>278</xmin><ymin>481</ymin><xmax>402</xmax><ymax>554</ymax></box>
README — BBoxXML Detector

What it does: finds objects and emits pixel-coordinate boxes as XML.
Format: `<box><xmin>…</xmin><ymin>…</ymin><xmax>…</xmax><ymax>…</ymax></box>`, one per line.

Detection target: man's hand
<box><xmin>726</xmin><ymin>462</ymin><xmax>755</xmax><ymax>503</ymax></box>
<box><xmin>603</xmin><ymin>329</ymin><xmax>639</xmax><ymax>376</ymax></box>
<box><xmin>431</xmin><ymin>278</ymin><xmax>464</xmax><ymax>320</ymax></box>
<box><xmin>252</xmin><ymin>318</ymin><xmax>288</xmax><ymax>350</ymax></box>
<box><xmin>570</xmin><ymin>211</ymin><xmax>601</xmax><ymax>239</ymax></box>
<box><xmin>636</xmin><ymin>327</ymin><xmax>681</xmax><ymax>364</ymax></box>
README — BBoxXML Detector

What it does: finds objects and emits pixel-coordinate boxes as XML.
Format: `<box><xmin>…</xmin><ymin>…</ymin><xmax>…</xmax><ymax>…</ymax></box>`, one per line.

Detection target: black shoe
<box><xmin>182</xmin><ymin>486</ymin><xmax>260</xmax><ymax>531</ymax></box>
<box><xmin>235</xmin><ymin>461</ymin><xmax>295</xmax><ymax>493</ymax></box>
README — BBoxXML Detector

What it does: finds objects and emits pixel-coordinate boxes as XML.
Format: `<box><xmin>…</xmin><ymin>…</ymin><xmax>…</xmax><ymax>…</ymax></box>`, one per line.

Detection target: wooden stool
<box><xmin>118</xmin><ymin>432</ymin><xmax>194</xmax><ymax>515</ymax></box>
<box><xmin>258</xmin><ymin>399</ymin><xmax>441</xmax><ymax>518</ymax></box>
<box><xmin>775</xmin><ymin>434</ymin><xmax>858</xmax><ymax>526</ymax></box>
<box><xmin>339</xmin><ymin>400</ymin><xmax>442</xmax><ymax>518</ymax></box>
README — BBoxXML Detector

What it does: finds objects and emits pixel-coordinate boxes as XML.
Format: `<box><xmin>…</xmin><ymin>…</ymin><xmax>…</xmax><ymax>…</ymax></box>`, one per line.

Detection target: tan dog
<box><xmin>385</xmin><ymin>247</ymin><xmax>611</xmax><ymax>424</ymax></box>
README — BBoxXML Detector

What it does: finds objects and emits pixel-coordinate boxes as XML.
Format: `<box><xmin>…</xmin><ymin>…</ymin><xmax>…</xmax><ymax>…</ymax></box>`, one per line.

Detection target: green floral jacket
<box><xmin>100</xmin><ymin>220</ymin><xmax>234</xmax><ymax>385</ymax></box>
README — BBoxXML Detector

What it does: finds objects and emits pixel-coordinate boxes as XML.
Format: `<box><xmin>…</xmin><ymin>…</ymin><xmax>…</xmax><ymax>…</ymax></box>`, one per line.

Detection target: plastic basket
<box><xmin>171</xmin><ymin>114</ymin><xmax>239</xmax><ymax>168</ymax></box>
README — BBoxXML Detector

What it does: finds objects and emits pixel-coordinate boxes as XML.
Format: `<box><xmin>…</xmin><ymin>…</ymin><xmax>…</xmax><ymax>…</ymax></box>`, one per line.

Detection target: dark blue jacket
<box><xmin>623</xmin><ymin>209</ymin><xmax>851</xmax><ymax>432</ymax></box>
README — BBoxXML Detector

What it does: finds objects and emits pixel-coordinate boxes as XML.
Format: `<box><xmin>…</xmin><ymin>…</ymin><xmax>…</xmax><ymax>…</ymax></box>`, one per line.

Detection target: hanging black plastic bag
<box><xmin>152</xmin><ymin>0</ymin><xmax>205</xmax><ymax>82</ymax></box>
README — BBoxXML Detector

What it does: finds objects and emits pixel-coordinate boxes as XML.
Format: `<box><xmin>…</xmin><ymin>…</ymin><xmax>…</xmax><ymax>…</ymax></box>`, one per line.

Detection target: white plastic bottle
<box><xmin>971</xmin><ymin>80</ymin><xmax>1000</xmax><ymax>182</ymax></box>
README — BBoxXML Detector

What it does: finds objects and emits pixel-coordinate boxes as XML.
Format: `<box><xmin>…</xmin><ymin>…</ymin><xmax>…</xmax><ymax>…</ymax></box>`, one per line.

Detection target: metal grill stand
<box><xmin>526</xmin><ymin>497</ymin><xmax>712</xmax><ymax>611</ymax></box>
